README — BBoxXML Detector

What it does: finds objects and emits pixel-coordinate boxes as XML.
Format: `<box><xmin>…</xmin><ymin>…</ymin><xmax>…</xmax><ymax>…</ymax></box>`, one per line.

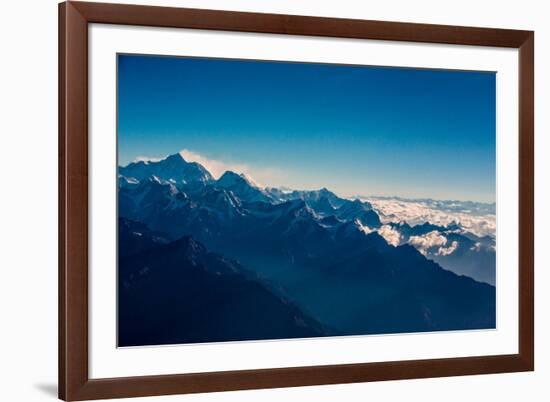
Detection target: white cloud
<box><xmin>408</xmin><ymin>231</ymin><xmax>448</xmax><ymax>255</ymax></box>
<box><xmin>179</xmin><ymin>149</ymin><xmax>285</xmax><ymax>188</ymax></box>
<box><xmin>130</xmin><ymin>149</ymin><xmax>285</xmax><ymax>188</ymax></box>
<box><xmin>179</xmin><ymin>149</ymin><xmax>248</xmax><ymax>180</ymax></box>
<box><xmin>133</xmin><ymin>155</ymin><xmax>164</xmax><ymax>163</ymax></box>
<box><xmin>438</xmin><ymin>241</ymin><xmax>459</xmax><ymax>256</ymax></box>
<box><xmin>364</xmin><ymin>197</ymin><xmax>496</xmax><ymax>237</ymax></box>
<box><xmin>377</xmin><ymin>225</ymin><xmax>401</xmax><ymax>246</ymax></box>
<box><xmin>407</xmin><ymin>231</ymin><xmax>459</xmax><ymax>257</ymax></box>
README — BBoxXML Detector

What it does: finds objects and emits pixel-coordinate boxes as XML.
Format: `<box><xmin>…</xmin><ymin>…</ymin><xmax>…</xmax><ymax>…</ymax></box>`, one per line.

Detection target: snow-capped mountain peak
<box><xmin>215</xmin><ymin>171</ymin><xmax>271</xmax><ymax>203</ymax></box>
<box><xmin>217</xmin><ymin>170</ymin><xmax>256</xmax><ymax>187</ymax></box>
<box><xmin>119</xmin><ymin>152</ymin><xmax>214</xmax><ymax>185</ymax></box>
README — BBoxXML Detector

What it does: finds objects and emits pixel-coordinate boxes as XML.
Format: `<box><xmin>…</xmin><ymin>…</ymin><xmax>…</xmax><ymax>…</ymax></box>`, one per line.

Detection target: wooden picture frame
<box><xmin>59</xmin><ymin>1</ymin><xmax>534</xmax><ymax>400</ymax></box>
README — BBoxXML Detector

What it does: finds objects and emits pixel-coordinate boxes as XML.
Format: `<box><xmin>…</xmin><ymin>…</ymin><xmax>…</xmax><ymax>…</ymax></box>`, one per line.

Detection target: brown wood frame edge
<box><xmin>59</xmin><ymin>1</ymin><xmax>534</xmax><ymax>400</ymax></box>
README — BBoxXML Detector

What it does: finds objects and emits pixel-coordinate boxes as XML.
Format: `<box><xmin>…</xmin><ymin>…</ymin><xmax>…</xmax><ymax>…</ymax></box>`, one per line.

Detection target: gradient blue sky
<box><xmin>118</xmin><ymin>54</ymin><xmax>496</xmax><ymax>202</ymax></box>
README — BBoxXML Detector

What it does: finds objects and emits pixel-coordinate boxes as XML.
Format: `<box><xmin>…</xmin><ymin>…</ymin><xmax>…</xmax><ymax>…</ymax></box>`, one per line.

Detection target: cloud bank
<box><xmin>363</xmin><ymin>197</ymin><xmax>496</xmax><ymax>237</ymax></box>
<box><xmin>408</xmin><ymin>231</ymin><xmax>459</xmax><ymax>256</ymax></box>
<box><xmin>409</xmin><ymin>231</ymin><xmax>448</xmax><ymax>255</ymax></box>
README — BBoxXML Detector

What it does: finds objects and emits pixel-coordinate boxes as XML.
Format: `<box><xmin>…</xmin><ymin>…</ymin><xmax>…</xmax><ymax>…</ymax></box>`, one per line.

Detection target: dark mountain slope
<box><xmin>118</xmin><ymin>217</ymin><xmax>170</xmax><ymax>259</ymax></box>
<box><xmin>118</xmin><ymin>221</ymin><xmax>325</xmax><ymax>346</ymax></box>
<box><xmin>301</xmin><ymin>243</ymin><xmax>496</xmax><ymax>334</ymax></box>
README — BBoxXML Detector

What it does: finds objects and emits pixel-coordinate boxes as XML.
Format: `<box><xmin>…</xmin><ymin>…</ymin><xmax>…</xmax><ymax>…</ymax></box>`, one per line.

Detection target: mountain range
<box><xmin>117</xmin><ymin>152</ymin><xmax>496</xmax><ymax>346</ymax></box>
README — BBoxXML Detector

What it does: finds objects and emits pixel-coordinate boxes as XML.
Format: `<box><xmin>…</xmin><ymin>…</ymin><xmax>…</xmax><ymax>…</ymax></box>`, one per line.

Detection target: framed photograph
<box><xmin>59</xmin><ymin>1</ymin><xmax>534</xmax><ymax>400</ymax></box>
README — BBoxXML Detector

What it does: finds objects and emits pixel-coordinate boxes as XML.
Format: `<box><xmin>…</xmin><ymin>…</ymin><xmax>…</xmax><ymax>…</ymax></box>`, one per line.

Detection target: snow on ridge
<box><xmin>354</xmin><ymin>219</ymin><xmax>374</xmax><ymax>235</ymax></box>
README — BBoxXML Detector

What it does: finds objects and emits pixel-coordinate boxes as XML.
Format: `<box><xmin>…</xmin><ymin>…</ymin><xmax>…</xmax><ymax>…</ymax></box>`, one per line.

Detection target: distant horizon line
<box><xmin>118</xmin><ymin>151</ymin><xmax>496</xmax><ymax>207</ymax></box>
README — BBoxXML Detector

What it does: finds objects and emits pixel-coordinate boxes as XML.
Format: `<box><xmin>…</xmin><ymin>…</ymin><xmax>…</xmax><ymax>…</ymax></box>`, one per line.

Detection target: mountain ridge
<box><xmin>118</xmin><ymin>152</ymin><xmax>494</xmax><ymax>284</ymax></box>
<box><xmin>117</xmin><ymin>150</ymin><xmax>497</xmax><ymax>345</ymax></box>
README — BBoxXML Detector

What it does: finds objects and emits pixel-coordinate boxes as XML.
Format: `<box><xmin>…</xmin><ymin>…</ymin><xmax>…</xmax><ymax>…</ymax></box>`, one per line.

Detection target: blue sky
<box><xmin>118</xmin><ymin>54</ymin><xmax>496</xmax><ymax>202</ymax></box>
